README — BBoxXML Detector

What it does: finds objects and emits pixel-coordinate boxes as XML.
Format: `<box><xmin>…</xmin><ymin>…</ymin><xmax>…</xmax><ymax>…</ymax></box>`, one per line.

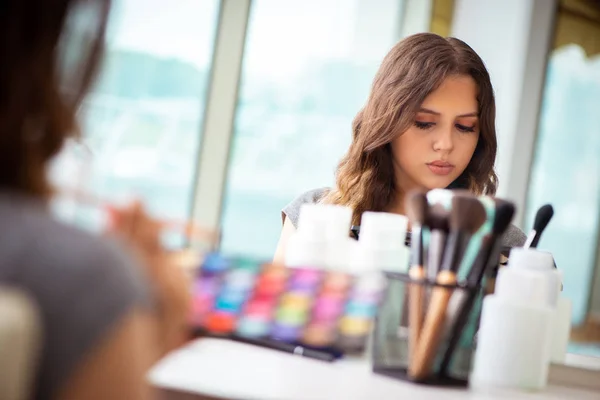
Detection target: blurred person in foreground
<box><xmin>0</xmin><ymin>0</ymin><xmax>190</xmax><ymax>399</ymax></box>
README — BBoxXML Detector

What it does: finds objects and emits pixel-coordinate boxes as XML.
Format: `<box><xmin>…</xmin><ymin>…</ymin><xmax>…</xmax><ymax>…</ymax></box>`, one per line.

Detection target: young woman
<box><xmin>0</xmin><ymin>1</ymin><xmax>189</xmax><ymax>399</ymax></box>
<box><xmin>274</xmin><ymin>33</ymin><xmax>526</xmax><ymax>263</ymax></box>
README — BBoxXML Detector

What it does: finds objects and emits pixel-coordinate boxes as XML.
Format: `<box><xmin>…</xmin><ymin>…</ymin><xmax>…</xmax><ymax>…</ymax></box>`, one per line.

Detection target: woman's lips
<box><xmin>427</xmin><ymin>161</ymin><xmax>455</xmax><ymax>176</ymax></box>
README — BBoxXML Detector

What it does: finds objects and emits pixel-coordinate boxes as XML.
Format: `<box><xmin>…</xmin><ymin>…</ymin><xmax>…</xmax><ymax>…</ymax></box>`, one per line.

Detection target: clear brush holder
<box><xmin>372</xmin><ymin>271</ymin><xmax>485</xmax><ymax>386</ymax></box>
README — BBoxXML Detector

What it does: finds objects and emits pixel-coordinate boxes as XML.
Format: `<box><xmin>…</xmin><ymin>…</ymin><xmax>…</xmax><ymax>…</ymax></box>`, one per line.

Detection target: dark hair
<box><xmin>0</xmin><ymin>0</ymin><xmax>111</xmax><ymax>197</ymax></box>
<box><xmin>323</xmin><ymin>33</ymin><xmax>498</xmax><ymax>224</ymax></box>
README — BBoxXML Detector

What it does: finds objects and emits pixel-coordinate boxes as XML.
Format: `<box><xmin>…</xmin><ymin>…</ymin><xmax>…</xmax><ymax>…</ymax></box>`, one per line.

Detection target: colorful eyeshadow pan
<box><xmin>275</xmin><ymin>307</ymin><xmax>308</xmax><ymax>326</ymax></box>
<box><xmin>339</xmin><ymin>316</ymin><xmax>371</xmax><ymax>335</ymax></box>
<box><xmin>237</xmin><ymin>316</ymin><xmax>270</xmax><ymax>338</ymax></box>
<box><xmin>303</xmin><ymin>323</ymin><xmax>336</xmax><ymax>347</ymax></box>
<box><xmin>279</xmin><ymin>292</ymin><xmax>311</xmax><ymax>310</ymax></box>
<box><xmin>234</xmin><ymin>257</ymin><xmax>262</xmax><ymax>272</ymax></box>
<box><xmin>205</xmin><ymin>311</ymin><xmax>236</xmax><ymax>334</ymax></box>
<box><xmin>345</xmin><ymin>300</ymin><xmax>378</xmax><ymax>318</ymax></box>
<box><xmin>271</xmin><ymin>323</ymin><xmax>302</xmax><ymax>342</ymax></box>
<box><xmin>312</xmin><ymin>297</ymin><xmax>344</xmax><ymax>321</ymax></box>
<box><xmin>215</xmin><ymin>297</ymin><xmax>241</xmax><ymax>313</ymax></box>
<box><xmin>202</xmin><ymin>253</ymin><xmax>229</xmax><ymax>274</ymax></box>
<box><xmin>290</xmin><ymin>268</ymin><xmax>322</xmax><ymax>291</ymax></box>
<box><xmin>225</xmin><ymin>269</ymin><xmax>255</xmax><ymax>290</ymax></box>
<box><xmin>244</xmin><ymin>298</ymin><xmax>275</xmax><ymax>318</ymax></box>
<box><xmin>255</xmin><ymin>272</ymin><xmax>287</xmax><ymax>296</ymax></box>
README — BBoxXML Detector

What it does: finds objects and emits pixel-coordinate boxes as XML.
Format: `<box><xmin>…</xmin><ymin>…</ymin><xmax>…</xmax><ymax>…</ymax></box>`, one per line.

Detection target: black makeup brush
<box><xmin>439</xmin><ymin>195</ymin><xmax>488</xmax><ymax>276</ymax></box>
<box><xmin>524</xmin><ymin>204</ymin><xmax>554</xmax><ymax>248</ymax></box>
<box><xmin>409</xmin><ymin>194</ymin><xmax>486</xmax><ymax>380</ymax></box>
<box><xmin>467</xmin><ymin>200</ymin><xmax>516</xmax><ymax>286</ymax></box>
<box><xmin>426</xmin><ymin>204</ymin><xmax>450</xmax><ymax>282</ymax></box>
<box><xmin>439</xmin><ymin>200</ymin><xmax>515</xmax><ymax>375</ymax></box>
<box><xmin>406</xmin><ymin>190</ymin><xmax>429</xmax><ymax>362</ymax></box>
<box><xmin>406</xmin><ymin>191</ymin><xmax>429</xmax><ymax>272</ymax></box>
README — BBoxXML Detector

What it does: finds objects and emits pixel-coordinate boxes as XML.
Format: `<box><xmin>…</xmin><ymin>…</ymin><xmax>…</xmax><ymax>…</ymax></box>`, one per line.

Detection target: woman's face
<box><xmin>391</xmin><ymin>75</ymin><xmax>480</xmax><ymax>193</ymax></box>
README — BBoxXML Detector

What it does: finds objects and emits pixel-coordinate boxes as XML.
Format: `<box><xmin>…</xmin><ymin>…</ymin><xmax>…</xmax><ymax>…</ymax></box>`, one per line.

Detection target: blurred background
<box><xmin>50</xmin><ymin>0</ymin><xmax>599</xmax><ymax>353</ymax></box>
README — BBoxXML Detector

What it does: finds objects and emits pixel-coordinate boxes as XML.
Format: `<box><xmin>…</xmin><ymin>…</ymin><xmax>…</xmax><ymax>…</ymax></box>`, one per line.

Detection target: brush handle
<box><xmin>524</xmin><ymin>229</ymin><xmax>537</xmax><ymax>248</ymax></box>
<box><xmin>408</xmin><ymin>266</ymin><xmax>426</xmax><ymax>363</ymax></box>
<box><xmin>60</xmin><ymin>187</ymin><xmax>219</xmax><ymax>244</ymax></box>
<box><xmin>466</xmin><ymin>235</ymin><xmax>495</xmax><ymax>287</ymax></box>
<box><xmin>408</xmin><ymin>270</ymin><xmax>457</xmax><ymax>380</ymax></box>
<box><xmin>438</xmin><ymin>288</ymin><xmax>477</xmax><ymax>375</ymax></box>
<box><xmin>428</xmin><ymin>230</ymin><xmax>446</xmax><ymax>281</ymax></box>
<box><xmin>440</xmin><ymin>231</ymin><xmax>469</xmax><ymax>274</ymax></box>
<box><xmin>411</xmin><ymin>226</ymin><xmax>423</xmax><ymax>267</ymax></box>
<box><xmin>439</xmin><ymin>235</ymin><xmax>495</xmax><ymax>375</ymax></box>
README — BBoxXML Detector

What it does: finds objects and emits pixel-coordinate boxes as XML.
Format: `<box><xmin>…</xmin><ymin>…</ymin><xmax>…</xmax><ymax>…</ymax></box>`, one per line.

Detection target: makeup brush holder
<box><xmin>372</xmin><ymin>271</ymin><xmax>485</xmax><ymax>386</ymax></box>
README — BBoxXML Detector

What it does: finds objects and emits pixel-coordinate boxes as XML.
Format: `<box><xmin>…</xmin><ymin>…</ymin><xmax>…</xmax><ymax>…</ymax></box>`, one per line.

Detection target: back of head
<box><xmin>0</xmin><ymin>0</ymin><xmax>111</xmax><ymax>198</ymax></box>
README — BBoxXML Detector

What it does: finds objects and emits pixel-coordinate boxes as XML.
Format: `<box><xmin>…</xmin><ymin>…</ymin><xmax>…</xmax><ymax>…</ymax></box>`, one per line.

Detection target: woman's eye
<box><xmin>456</xmin><ymin>123</ymin><xmax>476</xmax><ymax>133</ymax></box>
<box><xmin>414</xmin><ymin>121</ymin><xmax>434</xmax><ymax>130</ymax></box>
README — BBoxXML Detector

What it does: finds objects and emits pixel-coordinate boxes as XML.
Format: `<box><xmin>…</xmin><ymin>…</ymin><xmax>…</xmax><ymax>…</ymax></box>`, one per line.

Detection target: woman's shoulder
<box><xmin>281</xmin><ymin>187</ymin><xmax>330</xmax><ymax>228</ymax></box>
<box><xmin>501</xmin><ymin>223</ymin><xmax>527</xmax><ymax>248</ymax></box>
<box><xmin>0</xmin><ymin>196</ymin><xmax>149</xmax><ymax>395</ymax></box>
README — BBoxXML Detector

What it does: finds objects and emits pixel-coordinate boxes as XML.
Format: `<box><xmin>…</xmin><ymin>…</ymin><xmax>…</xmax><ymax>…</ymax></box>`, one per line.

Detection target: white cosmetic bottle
<box><xmin>508</xmin><ymin>248</ymin><xmax>571</xmax><ymax>363</ymax></box>
<box><xmin>323</xmin><ymin>205</ymin><xmax>356</xmax><ymax>271</ymax></box>
<box><xmin>351</xmin><ymin>212</ymin><xmax>408</xmax><ymax>340</ymax></box>
<box><xmin>284</xmin><ymin>203</ymin><xmax>352</xmax><ymax>269</ymax></box>
<box><xmin>471</xmin><ymin>267</ymin><xmax>553</xmax><ymax>390</ymax></box>
<box><xmin>352</xmin><ymin>211</ymin><xmax>408</xmax><ymax>290</ymax></box>
<box><xmin>354</xmin><ymin>211</ymin><xmax>410</xmax><ymax>274</ymax></box>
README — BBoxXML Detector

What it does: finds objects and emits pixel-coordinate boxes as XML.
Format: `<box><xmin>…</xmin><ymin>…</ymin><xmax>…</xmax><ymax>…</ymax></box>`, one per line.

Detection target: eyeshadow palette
<box><xmin>190</xmin><ymin>253</ymin><xmax>387</xmax><ymax>359</ymax></box>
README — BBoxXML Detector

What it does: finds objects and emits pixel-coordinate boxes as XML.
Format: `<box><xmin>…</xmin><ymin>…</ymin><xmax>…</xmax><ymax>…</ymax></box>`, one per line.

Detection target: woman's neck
<box><xmin>386</xmin><ymin>190</ymin><xmax>406</xmax><ymax>216</ymax></box>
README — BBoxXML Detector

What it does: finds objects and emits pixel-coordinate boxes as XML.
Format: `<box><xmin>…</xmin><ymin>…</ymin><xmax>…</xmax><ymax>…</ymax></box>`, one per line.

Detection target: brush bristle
<box><xmin>427</xmin><ymin>204</ymin><xmax>449</xmax><ymax>231</ymax></box>
<box><xmin>534</xmin><ymin>204</ymin><xmax>554</xmax><ymax>232</ymax></box>
<box><xmin>449</xmin><ymin>194</ymin><xmax>487</xmax><ymax>234</ymax></box>
<box><xmin>492</xmin><ymin>200</ymin><xmax>516</xmax><ymax>235</ymax></box>
<box><xmin>406</xmin><ymin>190</ymin><xmax>428</xmax><ymax>226</ymax></box>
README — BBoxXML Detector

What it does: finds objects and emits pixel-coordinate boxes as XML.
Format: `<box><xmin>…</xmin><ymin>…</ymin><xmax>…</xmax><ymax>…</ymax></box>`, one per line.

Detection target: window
<box><xmin>525</xmin><ymin>4</ymin><xmax>600</xmax><ymax>330</ymax></box>
<box><xmin>218</xmin><ymin>0</ymin><xmax>406</xmax><ymax>259</ymax></box>
<box><xmin>51</xmin><ymin>0</ymin><xmax>220</xmax><ymax>245</ymax></box>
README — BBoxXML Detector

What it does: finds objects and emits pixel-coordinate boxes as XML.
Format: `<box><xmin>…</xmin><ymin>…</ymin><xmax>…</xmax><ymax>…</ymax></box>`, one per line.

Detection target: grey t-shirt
<box><xmin>0</xmin><ymin>192</ymin><xmax>150</xmax><ymax>399</ymax></box>
<box><xmin>282</xmin><ymin>188</ymin><xmax>526</xmax><ymax>248</ymax></box>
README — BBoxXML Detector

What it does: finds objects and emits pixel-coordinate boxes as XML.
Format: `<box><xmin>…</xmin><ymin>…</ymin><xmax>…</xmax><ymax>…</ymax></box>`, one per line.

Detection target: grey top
<box><xmin>0</xmin><ymin>192</ymin><xmax>150</xmax><ymax>399</ymax></box>
<box><xmin>282</xmin><ymin>188</ymin><xmax>527</xmax><ymax>248</ymax></box>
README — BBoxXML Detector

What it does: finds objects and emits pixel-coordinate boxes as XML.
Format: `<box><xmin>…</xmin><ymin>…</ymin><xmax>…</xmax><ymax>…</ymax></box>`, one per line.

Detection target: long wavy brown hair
<box><xmin>0</xmin><ymin>0</ymin><xmax>111</xmax><ymax>198</ymax></box>
<box><xmin>322</xmin><ymin>33</ymin><xmax>498</xmax><ymax>225</ymax></box>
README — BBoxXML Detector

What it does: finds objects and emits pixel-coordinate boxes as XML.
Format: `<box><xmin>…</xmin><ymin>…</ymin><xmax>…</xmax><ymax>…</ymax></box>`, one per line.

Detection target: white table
<box><xmin>149</xmin><ymin>338</ymin><xmax>598</xmax><ymax>400</ymax></box>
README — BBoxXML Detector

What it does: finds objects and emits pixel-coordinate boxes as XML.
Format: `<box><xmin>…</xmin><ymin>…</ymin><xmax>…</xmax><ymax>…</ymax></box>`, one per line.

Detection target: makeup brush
<box><xmin>524</xmin><ymin>204</ymin><xmax>554</xmax><ymax>248</ymax></box>
<box><xmin>59</xmin><ymin>187</ymin><xmax>219</xmax><ymax>244</ymax></box>
<box><xmin>467</xmin><ymin>200</ymin><xmax>516</xmax><ymax>286</ymax></box>
<box><xmin>426</xmin><ymin>204</ymin><xmax>450</xmax><ymax>282</ymax></box>
<box><xmin>406</xmin><ymin>190</ymin><xmax>429</xmax><ymax>362</ymax></box>
<box><xmin>438</xmin><ymin>200</ymin><xmax>515</xmax><ymax>375</ymax></box>
<box><xmin>439</xmin><ymin>194</ymin><xmax>487</xmax><ymax>277</ymax></box>
<box><xmin>408</xmin><ymin>194</ymin><xmax>486</xmax><ymax>380</ymax></box>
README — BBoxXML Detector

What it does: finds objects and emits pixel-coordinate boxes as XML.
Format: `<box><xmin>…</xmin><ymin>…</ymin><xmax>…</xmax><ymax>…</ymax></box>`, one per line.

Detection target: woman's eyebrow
<box><xmin>418</xmin><ymin>108</ymin><xmax>478</xmax><ymax>118</ymax></box>
<box><xmin>418</xmin><ymin>108</ymin><xmax>440</xmax><ymax>115</ymax></box>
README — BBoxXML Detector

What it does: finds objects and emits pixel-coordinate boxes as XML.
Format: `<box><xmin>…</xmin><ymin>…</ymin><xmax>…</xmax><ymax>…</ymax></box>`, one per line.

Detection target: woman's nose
<box><xmin>432</xmin><ymin>126</ymin><xmax>454</xmax><ymax>152</ymax></box>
